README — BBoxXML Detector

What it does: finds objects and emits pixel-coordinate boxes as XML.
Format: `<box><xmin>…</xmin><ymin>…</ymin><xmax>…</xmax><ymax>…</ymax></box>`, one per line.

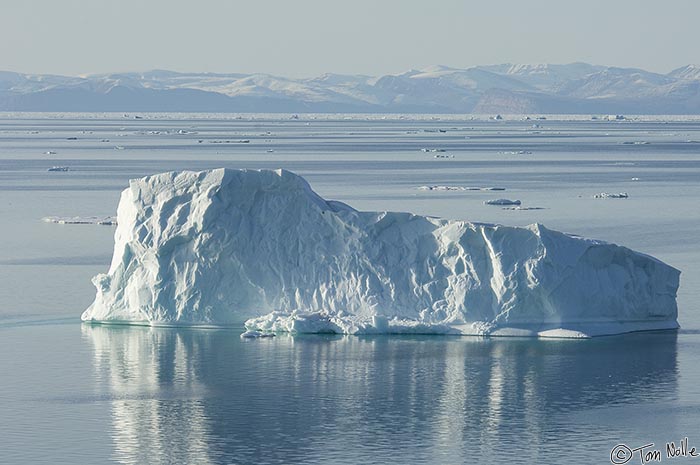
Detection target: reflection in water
<box><xmin>86</xmin><ymin>327</ymin><xmax>214</xmax><ymax>464</ymax></box>
<box><xmin>83</xmin><ymin>326</ymin><xmax>678</xmax><ymax>465</ymax></box>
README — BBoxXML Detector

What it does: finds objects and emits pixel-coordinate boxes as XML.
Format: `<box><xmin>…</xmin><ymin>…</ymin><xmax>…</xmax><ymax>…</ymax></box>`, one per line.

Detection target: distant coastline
<box><xmin>2</xmin><ymin>63</ymin><xmax>700</xmax><ymax>114</ymax></box>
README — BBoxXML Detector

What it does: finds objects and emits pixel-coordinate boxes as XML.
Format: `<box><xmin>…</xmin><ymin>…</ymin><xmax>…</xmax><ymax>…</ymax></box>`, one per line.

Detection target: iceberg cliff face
<box><xmin>82</xmin><ymin>168</ymin><xmax>680</xmax><ymax>337</ymax></box>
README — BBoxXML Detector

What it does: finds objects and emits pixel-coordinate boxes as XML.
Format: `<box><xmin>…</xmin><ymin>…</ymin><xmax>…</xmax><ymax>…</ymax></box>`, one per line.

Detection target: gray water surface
<box><xmin>1</xmin><ymin>114</ymin><xmax>699</xmax><ymax>464</ymax></box>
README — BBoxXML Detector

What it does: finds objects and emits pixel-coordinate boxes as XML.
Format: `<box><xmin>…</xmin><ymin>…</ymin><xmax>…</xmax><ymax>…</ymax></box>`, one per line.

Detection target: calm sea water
<box><xmin>1</xmin><ymin>113</ymin><xmax>699</xmax><ymax>464</ymax></box>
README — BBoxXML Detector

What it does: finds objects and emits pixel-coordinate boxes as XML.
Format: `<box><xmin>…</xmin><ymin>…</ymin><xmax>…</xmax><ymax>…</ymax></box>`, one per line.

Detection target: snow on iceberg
<box><xmin>82</xmin><ymin>168</ymin><xmax>680</xmax><ymax>337</ymax></box>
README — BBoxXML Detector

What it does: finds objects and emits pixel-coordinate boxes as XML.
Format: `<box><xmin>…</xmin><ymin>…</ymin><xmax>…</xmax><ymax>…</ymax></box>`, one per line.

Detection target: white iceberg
<box><xmin>82</xmin><ymin>168</ymin><xmax>680</xmax><ymax>338</ymax></box>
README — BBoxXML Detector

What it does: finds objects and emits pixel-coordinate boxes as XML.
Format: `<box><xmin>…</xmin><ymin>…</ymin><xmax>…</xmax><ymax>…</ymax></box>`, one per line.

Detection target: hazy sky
<box><xmin>1</xmin><ymin>0</ymin><xmax>698</xmax><ymax>77</ymax></box>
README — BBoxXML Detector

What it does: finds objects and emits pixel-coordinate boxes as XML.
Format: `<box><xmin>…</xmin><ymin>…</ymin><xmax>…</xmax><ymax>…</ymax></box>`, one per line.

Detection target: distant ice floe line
<box><xmin>43</xmin><ymin>216</ymin><xmax>117</xmax><ymax>225</ymax></box>
<box><xmin>417</xmin><ymin>185</ymin><xmax>506</xmax><ymax>191</ymax></box>
<box><xmin>593</xmin><ymin>192</ymin><xmax>629</xmax><ymax>199</ymax></box>
<box><xmin>82</xmin><ymin>168</ymin><xmax>680</xmax><ymax>338</ymax></box>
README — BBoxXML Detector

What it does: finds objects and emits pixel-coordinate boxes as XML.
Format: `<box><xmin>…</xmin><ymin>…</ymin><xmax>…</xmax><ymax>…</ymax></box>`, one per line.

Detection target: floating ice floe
<box><xmin>82</xmin><ymin>168</ymin><xmax>680</xmax><ymax>338</ymax></box>
<box><xmin>417</xmin><ymin>186</ymin><xmax>505</xmax><ymax>192</ymax></box>
<box><xmin>502</xmin><ymin>206</ymin><xmax>546</xmax><ymax>211</ymax></box>
<box><xmin>485</xmin><ymin>199</ymin><xmax>522</xmax><ymax>206</ymax></box>
<box><xmin>498</xmin><ymin>150</ymin><xmax>533</xmax><ymax>155</ymax></box>
<box><xmin>421</xmin><ymin>148</ymin><xmax>446</xmax><ymax>152</ymax></box>
<box><xmin>433</xmin><ymin>154</ymin><xmax>454</xmax><ymax>159</ymax></box>
<box><xmin>593</xmin><ymin>192</ymin><xmax>629</xmax><ymax>199</ymax></box>
<box><xmin>47</xmin><ymin>166</ymin><xmax>69</xmax><ymax>172</ymax></box>
<box><xmin>43</xmin><ymin>216</ymin><xmax>117</xmax><ymax>225</ymax></box>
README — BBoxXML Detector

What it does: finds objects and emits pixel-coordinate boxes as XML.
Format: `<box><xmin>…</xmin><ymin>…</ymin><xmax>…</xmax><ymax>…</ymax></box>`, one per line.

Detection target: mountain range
<box><xmin>2</xmin><ymin>63</ymin><xmax>700</xmax><ymax>114</ymax></box>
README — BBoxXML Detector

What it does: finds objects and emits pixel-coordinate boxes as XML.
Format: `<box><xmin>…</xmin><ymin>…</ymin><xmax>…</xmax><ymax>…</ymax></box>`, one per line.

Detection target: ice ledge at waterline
<box><xmin>81</xmin><ymin>168</ymin><xmax>680</xmax><ymax>337</ymax></box>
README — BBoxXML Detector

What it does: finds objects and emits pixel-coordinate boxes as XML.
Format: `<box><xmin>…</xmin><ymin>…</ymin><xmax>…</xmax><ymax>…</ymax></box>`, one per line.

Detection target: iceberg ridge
<box><xmin>82</xmin><ymin>168</ymin><xmax>680</xmax><ymax>337</ymax></box>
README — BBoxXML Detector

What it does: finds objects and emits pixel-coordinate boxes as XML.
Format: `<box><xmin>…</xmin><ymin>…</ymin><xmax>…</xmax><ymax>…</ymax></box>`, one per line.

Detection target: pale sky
<box><xmin>1</xmin><ymin>0</ymin><xmax>698</xmax><ymax>77</ymax></box>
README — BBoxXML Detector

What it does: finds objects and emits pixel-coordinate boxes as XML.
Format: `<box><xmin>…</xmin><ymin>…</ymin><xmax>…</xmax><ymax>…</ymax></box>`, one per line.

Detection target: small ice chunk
<box><xmin>485</xmin><ymin>199</ymin><xmax>521</xmax><ymax>206</ymax></box>
<box><xmin>240</xmin><ymin>330</ymin><xmax>275</xmax><ymax>339</ymax></box>
<box><xmin>593</xmin><ymin>192</ymin><xmax>629</xmax><ymax>199</ymax></box>
<box><xmin>47</xmin><ymin>166</ymin><xmax>69</xmax><ymax>172</ymax></box>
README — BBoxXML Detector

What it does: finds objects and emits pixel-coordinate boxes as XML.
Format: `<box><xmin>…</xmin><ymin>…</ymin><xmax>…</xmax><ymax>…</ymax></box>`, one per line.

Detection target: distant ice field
<box><xmin>1</xmin><ymin>113</ymin><xmax>699</xmax><ymax>465</ymax></box>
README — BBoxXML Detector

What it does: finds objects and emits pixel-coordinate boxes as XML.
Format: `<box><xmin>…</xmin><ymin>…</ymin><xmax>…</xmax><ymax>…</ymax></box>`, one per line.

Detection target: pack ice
<box><xmin>82</xmin><ymin>169</ymin><xmax>680</xmax><ymax>337</ymax></box>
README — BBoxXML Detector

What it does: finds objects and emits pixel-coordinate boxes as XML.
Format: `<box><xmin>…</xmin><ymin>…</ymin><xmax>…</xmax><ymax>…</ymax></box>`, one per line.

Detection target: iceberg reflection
<box><xmin>83</xmin><ymin>325</ymin><xmax>678</xmax><ymax>465</ymax></box>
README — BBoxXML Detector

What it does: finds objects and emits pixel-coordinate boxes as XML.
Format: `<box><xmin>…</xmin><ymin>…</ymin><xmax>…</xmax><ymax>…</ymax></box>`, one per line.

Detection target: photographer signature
<box><xmin>611</xmin><ymin>438</ymin><xmax>699</xmax><ymax>464</ymax></box>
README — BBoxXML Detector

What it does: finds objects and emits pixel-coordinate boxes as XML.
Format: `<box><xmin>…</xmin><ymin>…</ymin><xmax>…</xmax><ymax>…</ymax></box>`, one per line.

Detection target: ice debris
<box><xmin>43</xmin><ymin>216</ymin><xmax>117</xmax><ymax>225</ymax></box>
<box><xmin>485</xmin><ymin>199</ymin><xmax>522</xmax><ymax>206</ymax></box>
<box><xmin>593</xmin><ymin>192</ymin><xmax>629</xmax><ymax>199</ymax></box>
<box><xmin>417</xmin><ymin>186</ymin><xmax>506</xmax><ymax>192</ymax></box>
<box><xmin>240</xmin><ymin>330</ymin><xmax>275</xmax><ymax>339</ymax></box>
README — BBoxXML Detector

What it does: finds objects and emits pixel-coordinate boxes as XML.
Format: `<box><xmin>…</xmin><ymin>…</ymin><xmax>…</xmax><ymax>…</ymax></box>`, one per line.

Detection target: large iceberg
<box><xmin>82</xmin><ymin>168</ymin><xmax>680</xmax><ymax>337</ymax></box>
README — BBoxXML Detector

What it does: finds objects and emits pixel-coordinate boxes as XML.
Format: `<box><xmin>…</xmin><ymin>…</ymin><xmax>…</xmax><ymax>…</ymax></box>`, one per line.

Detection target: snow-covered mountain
<box><xmin>2</xmin><ymin>63</ymin><xmax>700</xmax><ymax>114</ymax></box>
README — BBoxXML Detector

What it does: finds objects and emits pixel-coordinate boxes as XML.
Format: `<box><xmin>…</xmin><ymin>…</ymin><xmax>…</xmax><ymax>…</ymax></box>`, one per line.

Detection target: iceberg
<box><xmin>82</xmin><ymin>168</ymin><xmax>680</xmax><ymax>337</ymax></box>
